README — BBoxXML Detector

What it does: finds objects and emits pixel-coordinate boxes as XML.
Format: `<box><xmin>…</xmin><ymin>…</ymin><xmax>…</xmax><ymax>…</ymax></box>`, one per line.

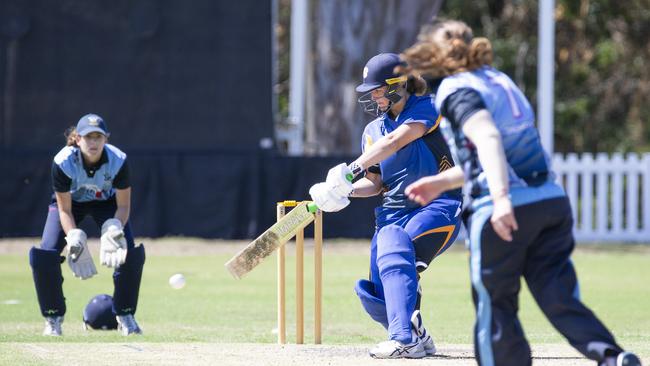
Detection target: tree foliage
<box><xmin>275</xmin><ymin>0</ymin><xmax>650</xmax><ymax>154</ymax></box>
<box><xmin>447</xmin><ymin>0</ymin><xmax>650</xmax><ymax>153</ymax></box>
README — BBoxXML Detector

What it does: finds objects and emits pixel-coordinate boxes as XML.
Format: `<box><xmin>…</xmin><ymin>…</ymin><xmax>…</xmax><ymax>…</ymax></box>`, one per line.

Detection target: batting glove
<box><xmin>309</xmin><ymin>182</ymin><xmax>350</xmax><ymax>212</ymax></box>
<box><xmin>324</xmin><ymin>163</ymin><xmax>355</xmax><ymax>198</ymax></box>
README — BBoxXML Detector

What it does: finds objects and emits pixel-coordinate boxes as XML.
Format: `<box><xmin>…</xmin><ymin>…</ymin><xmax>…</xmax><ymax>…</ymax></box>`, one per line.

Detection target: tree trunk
<box><xmin>308</xmin><ymin>0</ymin><xmax>443</xmax><ymax>155</ymax></box>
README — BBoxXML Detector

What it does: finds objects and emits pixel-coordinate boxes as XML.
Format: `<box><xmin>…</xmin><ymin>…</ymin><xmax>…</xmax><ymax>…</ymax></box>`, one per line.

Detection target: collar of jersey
<box><xmin>78</xmin><ymin>148</ymin><xmax>108</xmax><ymax>172</ymax></box>
<box><xmin>382</xmin><ymin>94</ymin><xmax>418</xmax><ymax>125</ymax></box>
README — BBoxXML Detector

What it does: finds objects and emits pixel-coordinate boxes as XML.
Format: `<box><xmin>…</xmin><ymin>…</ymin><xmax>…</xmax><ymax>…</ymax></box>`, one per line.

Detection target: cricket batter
<box><xmin>310</xmin><ymin>53</ymin><xmax>463</xmax><ymax>358</ymax></box>
<box><xmin>401</xmin><ymin>19</ymin><xmax>641</xmax><ymax>366</ymax></box>
<box><xmin>29</xmin><ymin>114</ymin><xmax>145</xmax><ymax>336</ymax></box>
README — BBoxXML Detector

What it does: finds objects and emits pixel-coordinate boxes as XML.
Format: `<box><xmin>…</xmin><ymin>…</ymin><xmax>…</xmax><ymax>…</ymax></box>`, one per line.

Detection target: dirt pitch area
<box><xmin>5</xmin><ymin>342</ymin><xmax>602</xmax><ymax>366</ymax></box>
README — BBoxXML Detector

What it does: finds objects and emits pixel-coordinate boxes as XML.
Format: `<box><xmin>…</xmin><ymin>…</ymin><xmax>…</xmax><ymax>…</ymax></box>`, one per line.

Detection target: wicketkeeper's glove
<box><xmin>100</xmin><ymin>218</ymin><xmax>127</xmax><ymax>268</ymax></box>
<box><xmin>66</xmin><ymin>228</ymin><xmax>97</xmax><ymax>279</ymax></box>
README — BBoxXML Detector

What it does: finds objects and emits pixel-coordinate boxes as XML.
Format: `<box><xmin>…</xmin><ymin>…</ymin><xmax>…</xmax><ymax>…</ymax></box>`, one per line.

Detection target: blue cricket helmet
<box><xmin>356</xmin><ymin>53</ymin><xmax>408</xmax><ymax>116</ymax></box>
<box><xmin>356</xmin><ymin>53</ymin><xmax>406</xmax><ymax>93</ymax></box>
<box><xmin>83</xmin><ymin>294</ymin><xmax>118</xmax><ymax>330</ymax></box>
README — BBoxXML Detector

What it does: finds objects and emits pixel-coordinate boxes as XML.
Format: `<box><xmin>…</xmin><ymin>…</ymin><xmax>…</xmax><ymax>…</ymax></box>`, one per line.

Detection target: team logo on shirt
<box><xmin>439</xmin><ymin>156</ymin><xmax>453</xmax><ymax>172</ymax></box>
<box><xmin>79</xmin><ymin>183</ymin><xmax>102</xmax><ymax>198</ymax></box>
<box><xmin>102</xmin><ymin>172</ymin><xmax>113</xmax><ymax>193</ymax></box>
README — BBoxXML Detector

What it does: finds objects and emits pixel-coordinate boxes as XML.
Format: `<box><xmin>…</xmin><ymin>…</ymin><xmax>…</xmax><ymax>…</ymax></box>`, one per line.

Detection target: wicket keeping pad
<box><xmin>225</xmin><ymin>201</ymin><xmax>317</xmax><ymax>279</ymax></box>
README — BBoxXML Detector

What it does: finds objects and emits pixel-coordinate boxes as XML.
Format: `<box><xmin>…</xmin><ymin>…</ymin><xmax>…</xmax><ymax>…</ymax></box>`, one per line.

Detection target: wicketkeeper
<box><xmin>29</xmin><ymin>113</ymin><xmax>145</xmax><ymax>336</ymax></box>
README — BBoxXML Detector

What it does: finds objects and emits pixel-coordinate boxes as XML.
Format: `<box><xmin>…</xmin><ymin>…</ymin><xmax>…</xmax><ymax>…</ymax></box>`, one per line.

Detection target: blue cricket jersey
<box><xmin>361</xmin><ymin>94</ymin><xmax>462</xmax><ymax>223</ymax></box>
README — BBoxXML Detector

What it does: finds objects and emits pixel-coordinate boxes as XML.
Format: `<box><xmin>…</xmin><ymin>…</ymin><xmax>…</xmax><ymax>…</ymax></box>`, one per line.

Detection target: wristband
<box><xmin>348</xmin><ymin>161</ymin><xmax>364</xmax><ymax>178</ymax></box>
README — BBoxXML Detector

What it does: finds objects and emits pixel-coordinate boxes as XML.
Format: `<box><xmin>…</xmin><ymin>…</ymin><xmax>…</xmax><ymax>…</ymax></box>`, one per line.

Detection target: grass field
<box><xmin>0</xmin><ymin>239</ymin><xmax>649</xmax><ymax>365</ymax></box>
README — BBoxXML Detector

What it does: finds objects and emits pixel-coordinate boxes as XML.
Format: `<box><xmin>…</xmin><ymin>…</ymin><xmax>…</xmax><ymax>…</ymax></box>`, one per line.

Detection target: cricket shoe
<box><xmin>116</xmin><ymin>314</ymin><xmax>142</xmax><ymax>336</ymax></box>
<box><xmin>411</xmin><ymin>310</ymin><xmax>436</xmax><ymax>355</ymax></box>
<box><xmin>369</xmin><ymin>337</ymin><xmax>426</xmax><ymax>359</ymax></box>
<box><xmin>43</xmin><ymin>316</ymin><xmax>63</xmax><ymax>336</ymax></box>
<box><xmin>617</xmin><ymin>352</ymin><xmax>642</xmax><ymax>366</ymax></box>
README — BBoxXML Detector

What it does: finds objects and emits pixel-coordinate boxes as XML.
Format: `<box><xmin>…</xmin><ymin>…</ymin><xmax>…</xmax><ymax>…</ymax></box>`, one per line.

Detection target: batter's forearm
<box><xmin>352</xmin><ymin>136</ymin><xmax>399</xmax><ymax>174</ymax></box>
<box><xmin>350</xmin><ymin>177</ymin><xmax>383</xmax><ymax>197</ymax></box>
<box><xmin>352</xmin><ymin>123</ymin><xmax>427</xmax><ymax>177</ymax></box>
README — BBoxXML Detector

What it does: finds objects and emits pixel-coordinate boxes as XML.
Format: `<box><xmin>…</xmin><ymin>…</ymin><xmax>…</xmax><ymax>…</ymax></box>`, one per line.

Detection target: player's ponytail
<box><xmin>401</xmin><ymin>20</ymin><xmax>491</xmax><ymax>78</ymax></box>
<box><xmin>406</xmin><ymin>75</ymin><xmax>427</xmax><ymax>96</ymax></box>
<box><xmin>467</xmin><ymin>37</ymin><xmax>493</xmax><ymax>69</ymax></box>
<box><xmin>64</xmin><ymin>126</ymin><xmax>79</xmax><ymax>147</ymax></box>
<box><xmin>401</xmin><ymin>39</ymin><xmax>447</xmax><ymax>79</ymax></box>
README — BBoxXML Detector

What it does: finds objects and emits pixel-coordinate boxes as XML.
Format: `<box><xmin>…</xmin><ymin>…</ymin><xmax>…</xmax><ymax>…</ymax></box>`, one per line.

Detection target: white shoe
<box><xmin>116</xmin><ymin>314</ymin><xmax>142</xmax><ymax>336</ymax></box>
<box><xmin>411</xmin><ymin>310</ymin><xmax>436</xmax><ymax>355</ymax></box>
<box><xmin>369</xmin><ymin>338</ymin><xmax>426</xmax><ymax>359</ymax></box>
<box><xmin>43</xmin><ymin>316</ymin><xmax>63</xmax><ymax>336</ymax></box>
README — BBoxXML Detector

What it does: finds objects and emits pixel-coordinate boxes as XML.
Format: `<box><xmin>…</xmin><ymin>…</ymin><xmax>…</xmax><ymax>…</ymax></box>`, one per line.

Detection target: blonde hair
<box><xmin>401</xmin><ymin>19</ymin><xmax>493</xmax><ymax>79</ymax></box>
<box><xmin>64</xmin><ymin>126</ymin><xmax>79</xmax><ymax>147</ymax></box>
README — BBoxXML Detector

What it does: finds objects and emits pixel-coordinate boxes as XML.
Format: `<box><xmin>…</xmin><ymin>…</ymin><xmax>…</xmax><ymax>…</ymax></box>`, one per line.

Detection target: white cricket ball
<box><xmin>169</xmin><ymin>273</ymin><xmax>186</xmax><ymax>289</ymax></box>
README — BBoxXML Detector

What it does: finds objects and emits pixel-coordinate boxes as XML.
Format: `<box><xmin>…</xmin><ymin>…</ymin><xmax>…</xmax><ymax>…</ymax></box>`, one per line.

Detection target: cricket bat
<box><xmin>225</xmin><ymin>201</ymin><xmax>318</xmax><ymax>279</ymax></box>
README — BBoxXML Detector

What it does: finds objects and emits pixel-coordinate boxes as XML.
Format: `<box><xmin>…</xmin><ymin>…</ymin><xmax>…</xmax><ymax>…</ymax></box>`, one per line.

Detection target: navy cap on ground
<box><xmin>83</xmin><ymin>294</ymin><xmax>118</xmax><ymax>330</ymax></box>
<box><xmin>76</xmin><ymin>114</ymin><xmax>109</xmax><ymax>136</ymax></box>
<box><xmin>356</xmin><ymin>53</ymin><xmax>405</xmax><ymax>93</ymax></box>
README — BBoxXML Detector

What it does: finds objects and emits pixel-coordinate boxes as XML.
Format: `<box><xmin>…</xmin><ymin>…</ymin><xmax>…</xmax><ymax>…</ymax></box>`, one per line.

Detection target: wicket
<box><xmin>276</xmin><ymin>200</ymin><xmax>323</xmax><ymax>344</ymax></box>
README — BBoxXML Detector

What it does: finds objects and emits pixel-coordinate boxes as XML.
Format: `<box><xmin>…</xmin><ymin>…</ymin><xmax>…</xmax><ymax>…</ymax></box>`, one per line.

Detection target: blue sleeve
<box><xmin>402</xmin><ymin>98</ymin><xmax>439</xmax><ymax>131</ymax></box>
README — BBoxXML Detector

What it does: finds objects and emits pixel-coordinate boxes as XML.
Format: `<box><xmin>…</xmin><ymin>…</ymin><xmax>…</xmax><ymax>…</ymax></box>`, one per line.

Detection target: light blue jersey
<box><xmin>435</xmin><ymin>66</ymin><xmax>551</xmax><ymax>198</ymax></box>
<box><xmin>53</xmin><ymin>144</ymin><xmax>127</xmax><ymax>202</ymax></box>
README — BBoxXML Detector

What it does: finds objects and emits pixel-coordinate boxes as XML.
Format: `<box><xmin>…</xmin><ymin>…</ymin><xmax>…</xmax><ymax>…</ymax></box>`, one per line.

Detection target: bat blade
<box><xmin>225</xmin><ymin>201</ymin><xmax>315</xmax><ymax>279</ymax></box>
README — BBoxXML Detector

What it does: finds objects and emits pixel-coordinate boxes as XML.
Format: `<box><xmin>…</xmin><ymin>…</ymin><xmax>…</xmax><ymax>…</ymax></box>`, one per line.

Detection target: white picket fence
<box><xmin>553</xmin><ymin>153</ymin><xmax>650</xmax><ymax>242</ymax></box>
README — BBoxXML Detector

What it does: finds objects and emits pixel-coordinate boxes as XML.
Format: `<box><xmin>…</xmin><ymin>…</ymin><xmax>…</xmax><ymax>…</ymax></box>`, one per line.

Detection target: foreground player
<box><xmin>310</xmin><ymin>53</ymin><xmax>462</xmax><ymax>358</ymax></box>
<box><xmin>29</xmin><ymin>114</ymin><xmax>145</xmax><ymax>336</ymax></box>
<box><xmin>401</xmin><ymin>19</ymin><xmax>641</xmax><ymax>366</ymax></box>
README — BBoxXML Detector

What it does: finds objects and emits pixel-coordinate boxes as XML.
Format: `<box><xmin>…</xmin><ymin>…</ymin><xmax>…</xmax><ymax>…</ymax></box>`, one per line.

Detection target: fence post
<box><xmin>595</xmin><ymin>153</ymin><xmax>609</xmax><ymax>238</ymax></box>
<box><xmin>611</xmin><ymin>153</ymin><xmax>624</xmax><ymax>237</ymax></box>
<box><xmin>580</xmin><ymin>153</ymin><xmax>594</xmax><ymax>239</ymax></box>
<box><xmin>566</xmin><ymin>153</ymin><xmax>579</xmax><ymax>231</ymax></box>
<box><xmin>625</xmin><ymin>154</ymin><xmax>640</xmax><ymax>238</ymax></box>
